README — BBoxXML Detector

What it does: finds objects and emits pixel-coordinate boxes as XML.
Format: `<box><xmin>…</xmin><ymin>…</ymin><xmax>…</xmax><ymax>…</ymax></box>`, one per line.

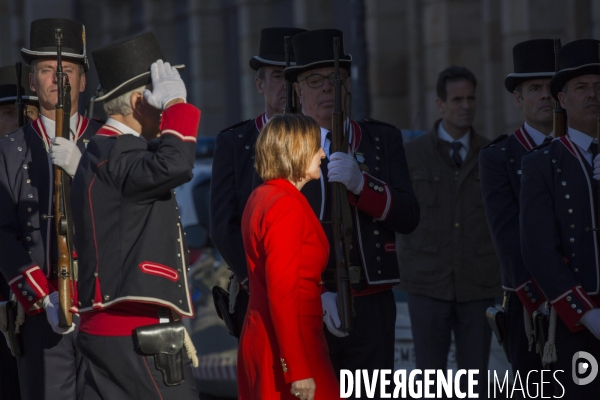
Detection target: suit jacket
<box><xmin>210</xmin><ymin>114</ymin><xmax>265</xmax><ymax>281</ymax></box>
<box><xmin>479</xmin><ymin>125</ymin><xmax>547</xmax><ymax>314</ymax></box>
<box><xmin>520</xmin><ymin>135</ymin><xmax>600</xmax><ymax>332</ymax></box>
<box><xmin>71</xmin><ymin>104</ymin><xmax>200</xmax><ymax>316</ymax></box>
<box><xmin>238</xmin><ymin>178</ymin><xmax>339</xmax><ymax>399</ymax></box>
<box><xmin>0</xmin><ymin>115</ymin><xmax>100</xmax><ymax>314</ymax></box>
<box><xmin>397</xmin><ymin>120</ymin><xmax>501</xmax><ymax>302</ymax></box>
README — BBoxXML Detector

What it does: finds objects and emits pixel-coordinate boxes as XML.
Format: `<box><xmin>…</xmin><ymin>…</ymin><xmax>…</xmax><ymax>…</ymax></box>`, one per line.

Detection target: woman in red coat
<box><xmin>238</xmin><ymin>114</ymin><xmax>340</xmax><ymax>400</ymax></box>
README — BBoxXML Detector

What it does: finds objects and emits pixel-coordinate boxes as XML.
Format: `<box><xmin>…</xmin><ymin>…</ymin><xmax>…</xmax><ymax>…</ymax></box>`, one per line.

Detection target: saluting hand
<box><xmin>144</xmin><ymin>59</ymin><xmax>187</xmax><ymax>110</ymax></box>
<box><xmin>290</xmin><ymin>378</ymin><xmax>316</xmax><ymax>400</ymax></box>
<box><xmin>327</xmin><ymin>152</ymin><xmax>364</xmax><ymax>195</ymax></box>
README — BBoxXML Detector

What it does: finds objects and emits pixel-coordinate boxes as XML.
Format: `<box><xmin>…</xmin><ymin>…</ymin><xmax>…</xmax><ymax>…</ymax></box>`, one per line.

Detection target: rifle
<box><xmin>331</xmin><ymin>37</ymin><xmax>354</xmax><ymax>332</ymax></box>
<box><xmin>53</xmin><ymin>28</ymin><xmax>75</xmax><ymax>328</ymax></box>
<box><xmin>284</xmin><ymin>36</ymin><xmax>294</xmax><ymax>114</ymax></box>
<box><xmin>15</xmin><ymin>62</ymin><xmax>24</xmax><ymax>127</ymax></box>
<box><xmin>553</xmin><ymin>38</ymin><xmax>566</xmax><ymax>137</ymax></box>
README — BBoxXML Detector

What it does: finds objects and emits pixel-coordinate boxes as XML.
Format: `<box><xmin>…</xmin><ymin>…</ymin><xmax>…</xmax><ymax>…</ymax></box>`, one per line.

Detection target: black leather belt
<box><xmin>322</xmin><ymin>266</ymin><xmax>363</xmax><ymax>285</ymax></box>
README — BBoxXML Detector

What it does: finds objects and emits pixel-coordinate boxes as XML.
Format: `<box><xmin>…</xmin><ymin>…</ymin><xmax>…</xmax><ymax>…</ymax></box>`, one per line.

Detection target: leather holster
<box><xmin>135</xmin><ymin>321</ymin><xmax>185</xmax><ymax>386</ymax></box>
<box><xmin>0</xmin><ymin>300</ymin><xmax>21</xmax><ymax>357</ymax></box>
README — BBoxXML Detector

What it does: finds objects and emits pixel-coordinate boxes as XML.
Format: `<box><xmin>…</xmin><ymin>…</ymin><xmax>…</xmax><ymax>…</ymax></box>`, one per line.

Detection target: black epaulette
<box><xmin>360</xmin><ymin>118</ymin><xmax>397</xmax><ymax>130</ymax></box>
<box><xmin>482</xmin><ymin>134</ymin><xmax>508</xmax><ymax>150</ymax></box>
<box><xmin>526</xmin><ymin>139</ymin><xmax>552</xmax><ymax>155</ymax></box>
<box><xmin>219</xmin><ymin>119</ymin><xmax>252</xmax><ymax>133</ymax></box>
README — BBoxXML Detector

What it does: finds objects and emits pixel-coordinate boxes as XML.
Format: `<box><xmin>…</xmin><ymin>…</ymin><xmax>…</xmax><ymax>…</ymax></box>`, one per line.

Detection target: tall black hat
<box><xmin>0</xmin><ymin>65</ymin><xmax>38</xmax><ymax>106</ymax></box>
<box><xmin>92</xmin><ymin>32</ymin><xmax>184</xmax><ymax>103</ymax></box>
<box><xmin>549</xmin><ymin>39</ymin><xmax>600</xmax><ymax>100</ymax></box>
<box><xmin>504</xmin><ymin>39</ymin><xmax>555</xmax><ymax>93</ymax></box>
<box><xmin>249</xmin><ymin>27</ymin><xmax>307</xmax><ymax>71</ymax></box>
<box><xmin>21</xmin><ymin>18</ymin><xmax>89</xmax><ymax>71</ymax></box>
<box><xmin>283</xmin><ymin>29</ymin><xmax>352</xmax><ymax>82</ymax></box>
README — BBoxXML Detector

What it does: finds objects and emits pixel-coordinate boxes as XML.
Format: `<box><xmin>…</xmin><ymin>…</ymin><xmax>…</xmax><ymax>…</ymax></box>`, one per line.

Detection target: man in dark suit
<box><xmin>0</xmin><ymin>18</ymin><xmax>101</xmax><ymax>400</ymax></box>
<box><xmin>285</xmin><ymin>29</ymin><xmax>420</xmax><ymax>399</ymax></box>
<box><xmin>520</xmin><ymin>38</ymin><xmax>600</xmax><ymax>397</ymax></box>
<box><xmin>479</xmin><ymin>39</ymin><xmax>555</xmax><ymax>391</ymax></box>
<box><xmin>70</xmin><ymin>32</ymin><xmax>200</xmax><ymax>399</ymax></box>
<box><xmin>210</xmin><ymin>27</ymin><xmax>306</xmax><ymax>295</ymax></box>
<box><xmin>397</xmin><ymin>66</ymin><xmax>501</xmax><ymax>396</ymax></box>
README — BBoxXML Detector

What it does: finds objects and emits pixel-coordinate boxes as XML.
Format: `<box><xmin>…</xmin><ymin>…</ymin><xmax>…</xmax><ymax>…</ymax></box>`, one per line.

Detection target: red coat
<box><xmin>238</xmin><ymin>178</ymin><xmax>341</xmax><ymax>400</ymax></box>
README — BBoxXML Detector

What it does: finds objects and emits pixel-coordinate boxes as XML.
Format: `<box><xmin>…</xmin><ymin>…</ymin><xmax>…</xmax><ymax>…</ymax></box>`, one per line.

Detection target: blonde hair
<box><xmin>255</xmin><ymin>114</ymin><xmax>321</xmax><ymax>182</ymax></box>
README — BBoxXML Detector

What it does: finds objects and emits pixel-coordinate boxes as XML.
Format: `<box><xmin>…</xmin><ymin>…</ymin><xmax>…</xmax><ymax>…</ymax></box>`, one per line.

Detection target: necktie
<box><xmin>325</xmin><ymin>131</ymin><xmax>332</xmax><ymax>155</ymax></box>
<box><xmin>543</xmin><ymin>136</ymin><xmax>553</xmax><ymax>144</ymax></box>
<box><xmin>451</xmin><ymin>141</ymin><xmax>463</xmax><ymax>168</ymax></box>
<box><xmin>590</xmin><ymin>142</ymin><xmax>598</xmax><ymax>159</ymax></box>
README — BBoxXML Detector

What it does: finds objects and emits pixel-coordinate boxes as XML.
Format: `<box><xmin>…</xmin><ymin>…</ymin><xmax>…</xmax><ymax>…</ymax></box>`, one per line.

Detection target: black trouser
<box><xmin>78</xmin><ymin>332</ymin><xmax>199</xmax><ymax>400</ymax></box>
<box><xmin>504</xmin><ymin>291</ymin><xmax>553</xmax><ymax>399</ymax></box>
<box><xmin>407</xmin><ymin>293</ymin><xmax>494</xmax><ymax>398</ymax></box>
<box><xmin>325</xmin><ymin>289</ymin><xmax>396</xmax><ymax>400</ymax></box>
<box><xmin>0</xmin><ymin>340</ymin><xmax>21</xmax><ymax>400</ymax></box>
<box><xmin>17</xmin><ymin>313</ymin><xmax>84</xmax><ymax>400</ymax></box>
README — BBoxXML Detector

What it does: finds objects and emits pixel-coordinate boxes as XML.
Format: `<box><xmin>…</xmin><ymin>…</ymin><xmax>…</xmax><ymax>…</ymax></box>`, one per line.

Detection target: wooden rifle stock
<box><xmin>331</xmin><ymin>37</ymin><xmax>354</xmax><ymax>332</ymax></box>
<box><xmin>53</xmin><ymin>28</ymin><xmax>74</xmax><ymax>328</ymax></box>
<box><xmin>15</xmin><ymin>62</ymin><xmax>24</xmax><ymax>127</ymax></box>
<box><xmin>553</xmin><ymin>38</ymin><xmax>566</xmax><ymax>137</ymax></box>
<box><xmin>284</xmin><ymin>36</ymin><xmax>294</xmax><ymax>114</ymax></box>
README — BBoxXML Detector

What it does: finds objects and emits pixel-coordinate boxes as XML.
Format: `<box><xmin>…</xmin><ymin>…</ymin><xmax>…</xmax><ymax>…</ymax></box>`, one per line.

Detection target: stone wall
<box><xmin>0</xmin><ymin>0</ymin><xmax>598</xmax><ymax>138</ymax></box>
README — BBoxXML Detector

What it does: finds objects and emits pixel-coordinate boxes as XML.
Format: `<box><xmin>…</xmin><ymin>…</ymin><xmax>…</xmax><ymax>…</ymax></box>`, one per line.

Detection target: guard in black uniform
<box><xmin>71</xmin><ymin>32</ymin><xmax>200</xmax><ymax>400</ymax></box>
<box><xmin>0</xmin><ymin>63</ymin><xmax>37</xmax><ymax>400</ymax></box>
<box><xmin>210</xmin><ymin>27</ymin><xmax>305</xmax><ymax>307</ymax></box>
<box><xmin>520</xmin><ymin>39</ymin><xmax>600</xmax><ymax>398</ymax></box>
<box><xmin>285</xmin><ymin>29</ymin><xmax>420</xmax><ymax>399</ymax></box>
<box><xmin>0</xmin><ymin>18</ymin><xmax>101</xmax><ymax>400</ymax></box>
<box><xmin>479</xmin><ymin>39</ymin><xmax>555</xmax><ymax>392</ymax></box>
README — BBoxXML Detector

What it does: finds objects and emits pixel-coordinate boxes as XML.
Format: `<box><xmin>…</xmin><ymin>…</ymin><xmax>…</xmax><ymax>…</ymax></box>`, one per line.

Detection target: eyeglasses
<box><xmin>298</xmin><ymin>72</ymin><xmax>349</xmax><ymax>88</ymax></box>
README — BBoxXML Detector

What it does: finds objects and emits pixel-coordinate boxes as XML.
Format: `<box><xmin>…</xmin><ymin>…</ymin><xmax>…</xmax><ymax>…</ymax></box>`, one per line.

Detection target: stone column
<box><xmin>188</xmin><ymin>0</ymin><xmax>229</xmax><ymax>136</ymax></box>
<box><xmin>237</xmin><ymin>0</ymin><xmax>276</xmax><ymax>120</ymax></box>
<box><xmin>364</xmin><ymin>0</ymin><xmax>409</xmax><ymax>128</ymax></box>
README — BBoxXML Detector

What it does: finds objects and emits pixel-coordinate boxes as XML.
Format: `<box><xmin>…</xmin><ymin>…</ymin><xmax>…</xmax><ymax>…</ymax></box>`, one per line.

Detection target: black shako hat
<box><xmin>0</xmin><ymin>65</ymin><xmax>38</xmax><ymax>106</ymax></box>
<box><xmin>249</xmin><ymin>27</ymin><xmax>307</xmax><ymax>71</ymax></box>
<box><xmin>92</xmin><ymin>32</ymin><xmax>184</xmax><ymax>103</ymax></box>
<box><xmin>21</xmin><ymin>18</ymin><xmax>89</xmax><ymax>71</ymax></box>
<box><xmin>284</xmin><ymin>29</ymin><xmax>352</xmax><ymax>82</ymax></box>
<box><xmin>504</xmin><ymin>39</ymin><xmax>555</xmax><ymax>93</ymax></box>
<box><xmin>550</xmin><ymin>38</ymin><xmax>600</xmax><ymax>100</ymax></box>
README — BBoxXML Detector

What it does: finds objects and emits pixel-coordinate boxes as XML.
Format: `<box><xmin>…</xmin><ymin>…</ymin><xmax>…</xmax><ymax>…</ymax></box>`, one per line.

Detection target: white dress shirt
<box><xmin>524</xmin><ymin>122</ymin><xmax>553</xmax><ymax>146</ymax></box>
<box><xmin>41</xmin><ymin>113</ymin><xmax>79</xmax><ymax>139</ymax></box>
<box><xmin>567</xmin><ymin>127</ymin><xmax>597</xmax><ymax>166</ymax></box>
<box><xmin>105</xmin><ymin>118</ymin><xmax>141</xmax><ymax>137</ymax></box>
<box><xmin>438</xmin><ymin>122</ymin><xmax>470</xmax><ymax>161</ymax></box>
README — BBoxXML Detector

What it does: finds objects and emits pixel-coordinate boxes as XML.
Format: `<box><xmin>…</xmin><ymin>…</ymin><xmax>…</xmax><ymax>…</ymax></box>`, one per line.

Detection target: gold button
<box><xmin>454</xmin><ymin>223</ymin><xmax>459</xmax><ymax>228</ymax></box>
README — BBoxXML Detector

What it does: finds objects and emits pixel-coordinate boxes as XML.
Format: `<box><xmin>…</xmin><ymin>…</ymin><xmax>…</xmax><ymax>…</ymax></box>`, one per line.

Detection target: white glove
<box><xmin>593</xmin><ymin>154</ymin><xmax>600</xmax><ymax>180</ymax></box>
<box><xmin>581</xmin><ymin>308</ymin><xmax>600</xmax><ymax>340</ymax></box>
<box><xmin>43</xmin><ymin>292</ymin><xmax>76</xmax><ymax>335</ymax></box>
<box><xmin>327</xmin><ymin>152</ymin><xmax>365</xmax><ymax>195</ymax></box>
<box><xmin>50</xmin><ymin>137</ymin><xmax>82</xmax><ymax>177</ymax></box>
<box><xmin>143</xmin><ymin>60</ymin><xmax>187</xmax><ymax>110</ymax></box>
<box><xmin>321</xmin><ymin>292</ymin><xmax>349</xmax><ymax>337</ymax></box>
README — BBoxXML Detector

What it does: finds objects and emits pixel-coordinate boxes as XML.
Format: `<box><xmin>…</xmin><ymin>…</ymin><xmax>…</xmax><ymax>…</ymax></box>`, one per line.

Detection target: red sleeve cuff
<box><xmin>159</xmin><ymin>103</ymin><xmax>201</xmax><ymax>143</ymax></box>
<box><xmin>8</xmin><ymin>266</ymin><xmax>54</xmax><ymax>315</ymax></box>
<box><xmin>348</xmin><ymin>173</ymin><xmax>392</xmax><ymax>220</ymax></box>
<box><xmin>551</xmin><ymin>286</ymin><xmax>596</xmax><ymax>332</ymax></box>
<box><xmin>515</xmin><ymin>280</ymin><xmax>547</xmax><ymax>315</ymax></box>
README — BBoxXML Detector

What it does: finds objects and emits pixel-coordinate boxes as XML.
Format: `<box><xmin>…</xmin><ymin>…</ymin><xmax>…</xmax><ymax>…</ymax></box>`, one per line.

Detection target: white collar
<box><xmin>524</xmin><ymin>122</ymin><xmax>553</xmax><ymax>146</ymax></box>
<box><xmin>105</xmin><ymin>118</ymin><xmax>141</xmax><ymax>137</ymax></box>
<box><xmin>438</xmin><ymin>122</ymin><xmax>470</xmax><ymax>149</ymax></box>
<box><xmin>40</xmin><ymin>113</ymin><xmax>80</xmax><ymax>139</ymax></box>
<box><xmin>567</xmin><ymin>126</ymin><xmax>595</xmax><ymax>153</ymax></box>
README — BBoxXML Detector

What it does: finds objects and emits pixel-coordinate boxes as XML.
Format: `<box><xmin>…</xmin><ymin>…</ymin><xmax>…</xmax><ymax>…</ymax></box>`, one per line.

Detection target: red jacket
<box><xmin>238</xmin><ymin>178</ymin><xmax>340</xmax><ymax>399</ymax></box>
